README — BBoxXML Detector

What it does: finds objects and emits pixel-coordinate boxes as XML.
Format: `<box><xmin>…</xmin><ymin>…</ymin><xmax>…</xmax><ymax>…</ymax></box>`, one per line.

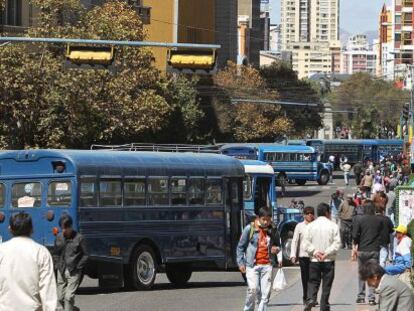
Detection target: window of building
<box><xmin>47</xmin><ymin>181</ymin><xmax>72</xmax><ymax>207</ymax></box>
<box><xmin>12</xmin><ymin>182</ymin><xmax>42</xmax><ymax>208</ymax></box>
<box><xmin>2</xmin><ymin>0</ymin><xmax>22</xmax><ymax>26</ymax></box>
<box><xmin>148</xmin><ymin>178</ymin><xmax>169</xmax><ymax>205</ymax></box>
<box><xmin>100</xmin><ymin>179</ymin><xmax>122</xmax><ymax>207</ymax></box>
<box><xmin>124</xmin><ymin>179</ymin><xmax>146</xmax><ymax>206</ymax></box>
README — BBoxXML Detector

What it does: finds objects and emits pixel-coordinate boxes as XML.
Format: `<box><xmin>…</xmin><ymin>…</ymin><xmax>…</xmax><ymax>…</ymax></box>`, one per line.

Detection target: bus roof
<box><xmin>240</xmin><ymin>160</ymin><xmax>275</xmax><ymax>175</ymax></box>
<box><xmin>306</xmin><ymin>139</ymin><xmax>403</xmax><ymax>146</ymax></box>
<box><xmin>0</xmin><ymin>149</ymin><xmax>245</xmax><ymax>177</ymax></box>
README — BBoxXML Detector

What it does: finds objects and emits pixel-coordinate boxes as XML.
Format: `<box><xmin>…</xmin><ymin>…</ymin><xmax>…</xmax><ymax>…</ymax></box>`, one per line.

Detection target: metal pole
<box><xmin>0</xmin><ymin>36</ymin><xmax>221</xmax><ymax>49</ymax></box>
<box><xmin>230</xmin><ymin>98</ymin><xmax>318</xmax><ymax>107</ymax></box>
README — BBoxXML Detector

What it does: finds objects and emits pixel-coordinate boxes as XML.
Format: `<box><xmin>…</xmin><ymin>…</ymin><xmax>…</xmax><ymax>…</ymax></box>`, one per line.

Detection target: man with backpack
<box><xmin>237</xmin><ymin>208</ymin><xmax>282</xmax><ymax>311</ymax></box>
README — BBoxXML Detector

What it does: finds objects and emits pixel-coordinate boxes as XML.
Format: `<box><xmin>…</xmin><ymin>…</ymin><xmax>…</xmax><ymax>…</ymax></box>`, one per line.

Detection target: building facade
<box><xmin>341</xmin><ymin>35</ymin><xmax>377</xmax><ymax>76</ymax></box>
<box><xmin>280</xmin><ymin>0</ymin><xmax>340</xmax><ymax>78</ymax></box>
<box><xmin>238</xmin><ymin>0</ymin><xmax>261</xmax><ymax>67</ymax></box>
<box><xmin>378</xmin><ymin>4</ymin><xmax>394</xmax><ymax>80</ymax></box>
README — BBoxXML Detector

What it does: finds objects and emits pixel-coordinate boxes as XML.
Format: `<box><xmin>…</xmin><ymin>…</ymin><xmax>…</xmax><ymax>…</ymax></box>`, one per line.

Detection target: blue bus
<box><xmin>220</xmin><ymin>144</ymin><xmax>331</xmax><ymax>186</ymax></box>
<box><xmin>0</xmin><ymin>150</ymin><xmax>245</xmax><ymax>289</ymax></box>
<box><xmin>306</xmin><ymin>139</ymin><xmax>403</xmax><ymax>165</ymax></box>
<box><xmin>241</xmin><ymin>160</ymin><xmax>276</xmax><ymax>220</ymax></box>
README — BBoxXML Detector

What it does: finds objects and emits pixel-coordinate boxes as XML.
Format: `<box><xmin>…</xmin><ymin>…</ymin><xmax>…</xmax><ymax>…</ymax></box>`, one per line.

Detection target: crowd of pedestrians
<box><xmin>0</xmin><ymin>212</ymin><xmax>88</xmax><ymax>311</ymax></box>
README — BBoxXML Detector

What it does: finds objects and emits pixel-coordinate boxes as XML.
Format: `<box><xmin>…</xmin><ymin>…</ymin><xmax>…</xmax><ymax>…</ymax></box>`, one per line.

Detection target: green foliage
<box><xmin>214</xmin><ymin>62</ymin><xmax>292</xmax><ymax>142</ymax></box>
<box><xmin>329</xmin><ymin>73</ymin><xmax>410</xmax><ymax>138</ymax></box>
<box><xmin>260</xmin><ymin>61</ymin><xmax>323</xmax><ymax>137</ymax></box>
<box><xmin>0</xmin><ymin>0</ymin><xmax>203</xmax><ymax>148</ymax></box>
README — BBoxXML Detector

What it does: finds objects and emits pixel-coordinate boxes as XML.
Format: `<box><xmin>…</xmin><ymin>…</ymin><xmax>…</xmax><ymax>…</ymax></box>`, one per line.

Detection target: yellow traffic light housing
<box><xmin>167</xmin><ymin>49</ymin><xmax>217</xmax><ymax>75</ymax></box>
<box><xmin>65</xmin><ymin>45</ymin><xmax>115</xmax><ymax>70</ymax></box>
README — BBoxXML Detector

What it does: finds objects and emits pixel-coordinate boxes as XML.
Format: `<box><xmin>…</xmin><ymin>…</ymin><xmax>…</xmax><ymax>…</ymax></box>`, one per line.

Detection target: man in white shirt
<box><xmin>290</xmin><ymin>206</ymin><xmax>315</xmax><ymax>305</ymax></box>
<box><xmin>0</xmin><ymin>212</ymin><xmax>57</xmax><ymax>311</ymax></box>
<box><xmin>303</xmin><ymin>203</ymin><xmax>341</xmax><ymax>311</ymax></box>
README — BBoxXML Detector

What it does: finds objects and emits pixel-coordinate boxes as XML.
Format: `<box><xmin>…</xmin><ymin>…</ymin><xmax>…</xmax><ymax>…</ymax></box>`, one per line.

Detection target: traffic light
<box><xmin>65</xmin><ymin>45</ymin><xmax>115</xmax><ymax>70</ymax></box>
<box><xmin>402</xmin><ymin>103</ymin><xmax>410</xmax><ymax>120</ymax></box>
<box><xmin>167</xmin><ymin>49</ymin><xmax>217</xmax><ymax>75</ymax></box>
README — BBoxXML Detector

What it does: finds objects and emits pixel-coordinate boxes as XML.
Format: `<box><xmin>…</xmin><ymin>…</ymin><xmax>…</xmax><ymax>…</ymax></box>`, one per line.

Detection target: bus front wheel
<box><xmin>318</xmin><ymin>171</ymin><xmax>330</xmax><ymax>185</ymax></box>
<box><xmin>129</xmin><ymin>245</ymin><xmax>157</xmax><ymax>290</ymax></box>
<box><xmin>166</xmin><ymin>263</ymin><xmax>192</xmax><ymax>287</ymax></box>
<box><xmin>296</xmin><ymin>180</ymin><xmax>306</xmax><ymax>186</ymax></box>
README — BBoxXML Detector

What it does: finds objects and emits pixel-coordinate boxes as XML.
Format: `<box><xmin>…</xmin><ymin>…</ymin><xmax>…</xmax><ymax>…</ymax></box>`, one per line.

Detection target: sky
<box><xmin>270</xmin><ymin>0</ymin><xmax>391</xmax><ymax>34</ymax></box>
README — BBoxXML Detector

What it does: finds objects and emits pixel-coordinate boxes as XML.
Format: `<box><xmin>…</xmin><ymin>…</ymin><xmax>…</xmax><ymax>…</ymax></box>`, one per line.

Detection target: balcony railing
<box><xmin>0</xmin><ymin>25</ymin><xmax>28</xmax><ymax>35</ymax></box>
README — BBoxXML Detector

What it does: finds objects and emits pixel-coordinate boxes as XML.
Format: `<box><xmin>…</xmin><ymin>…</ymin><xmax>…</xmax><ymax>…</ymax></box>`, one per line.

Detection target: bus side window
<box><xmin>206</xmin><ymin>179</ymin><xmax>223</xmax><ymax>205</ymax></box>
<box><xmin>80</xmin><ymin>178</ymin><xmax>97</xmax><ymax>207</ymax></box>
<box><xmin>148</xmin><ymin>178</ymin><xmax>169</xmax><ymax>205</ymax></box>
<box><xmin>0</xmin><ymin>183</ymin><xmax>4</xmax><ymax>208</ymax></box>
<box><xmin>47</xmin><ymin>181</ymin><xmax>72</xmax><ymax>207</ymax></box>
<box><xmin>276</xmin><ymin>153</ymin><xmax>283</xmax><ymax>162</ymax></box>
<box><xmin>171</xmin><ymin>178</ymin><xmax>187</xmax><ymax>206</ymax></box>
<box><xmin>12</xmin><ymin>182</ymin><xmax>42</xmax><ymax>208</ymax></box>
<box><xmin>243</xmin><ymin>176</ymin><xmax>252</xmax><ymax>200</ymax></box>
<box><xmin>99</xmin><ymin>179</ymin><xmax>122</xmax><ymax>207</ymax></box>
<box><xmin>124</xmin><ymin>179</ymin><xmax>146</xmax><ymax>206</ymax></box>
<box><xmin>188</xmin><ymin>178</ymin><xmax>205</xmax><ymax>205</ymax></box>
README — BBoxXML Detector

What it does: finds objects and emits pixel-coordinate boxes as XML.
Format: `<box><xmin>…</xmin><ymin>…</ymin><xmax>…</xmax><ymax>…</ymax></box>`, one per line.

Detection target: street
<box><xmin>76</xmin><ymin>173</ymin><xmax>376</xmax><ymax>311</ymax></box>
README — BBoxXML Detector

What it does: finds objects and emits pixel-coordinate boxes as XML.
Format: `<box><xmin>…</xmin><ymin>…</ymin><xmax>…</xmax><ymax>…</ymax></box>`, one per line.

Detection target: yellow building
<box><xmin>142</xmin><ymin>0</ymin><xmax>216</xmax><ymax>71</ymax></box>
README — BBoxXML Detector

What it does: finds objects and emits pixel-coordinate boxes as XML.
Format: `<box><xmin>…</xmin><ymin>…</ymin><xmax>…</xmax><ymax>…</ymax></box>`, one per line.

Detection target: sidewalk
<box><xmin>269</xmin><ymin>250</ymin><xmax>377</xmax><ymax>311</ymax></box>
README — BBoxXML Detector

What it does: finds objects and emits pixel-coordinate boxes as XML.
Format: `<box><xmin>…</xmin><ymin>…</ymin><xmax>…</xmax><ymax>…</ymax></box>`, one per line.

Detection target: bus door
<box><xmin>7</xmin><ymin>180</ymin><xmax>45</xmax><ymax>244</ymax></box>
<box><xmin>253</xmin><ymin>176</ymin><xmax>272</xmax><ymax>215</ymax></box>
<box><xmin>0</xmin><ymin>180</ymin><xmax>10</xmax><ymax>243</ymax></box>
<box><xmin>224</xmin><ymin>178</ymin><xmax>243</xmax><ymax>268</ymax></box>
<box><xmin>43</xmin><ymin>178</ymin><xmax>75</xmax><ymax>247</ymax></box>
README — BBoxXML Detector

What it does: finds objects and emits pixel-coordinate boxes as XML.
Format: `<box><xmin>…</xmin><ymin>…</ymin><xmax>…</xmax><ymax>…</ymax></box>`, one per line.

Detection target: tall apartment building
<box><xmin>280</xmin><ymin>0</ymin><xmax>340</xmax><ymax>78</ymax></box>
<box><xmin>391</xmin><ymin>0</ymin><xmax>414</xmax><ymax>89</ymax></box>
<box><xmin>238</xmin><ymin>0</ymin><xmax>261</xmax><ymax>67</ymax></box>
<box><xmin>377</xmin><ymin>4</ymin><xmax>394</xmax><ymax>80</ymax></box>
<box><xmin>1</xmin><ymin>0</ymin><xmax>238</xmax><ymax>71</ymax></box>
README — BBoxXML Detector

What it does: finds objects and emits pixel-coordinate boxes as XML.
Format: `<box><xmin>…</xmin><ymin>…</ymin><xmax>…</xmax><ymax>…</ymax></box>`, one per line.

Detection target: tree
<box><xmin>329</xmin><ymin>73</ymin><xmax>410</xmax><ymax>138</ymax></box>
<box><xmin>214</xmin><ymin>62</ymin><xmax>292</xmax><ymax>142</ymax></box>
<box><xmin>0</xmin><ymin>0</ymin><xmax>204</xmax><ymax>148</ymax></box>
<box><xmin>260</xmin><ymin>61</ymin><xmax>323</xmax><ymax>137</ymax></box>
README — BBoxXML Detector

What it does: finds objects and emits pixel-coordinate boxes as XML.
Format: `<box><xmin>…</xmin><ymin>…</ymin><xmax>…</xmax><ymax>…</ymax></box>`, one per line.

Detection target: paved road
<box><xmin>76</xmin><ymin>172</ymin><xmax>375</xmax><ymax>311</ymax></box>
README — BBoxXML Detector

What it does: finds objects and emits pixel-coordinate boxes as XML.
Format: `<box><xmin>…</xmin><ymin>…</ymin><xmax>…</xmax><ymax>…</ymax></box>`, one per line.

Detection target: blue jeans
<box><xmin>344</xmin><ymin>172</ymin><xmax>350</xmax><ymax>185</ymax></box>
<box><xmin>244</xmin><ymin>265</ymin><xmax>273</xmax><ymax>311</ymax></box>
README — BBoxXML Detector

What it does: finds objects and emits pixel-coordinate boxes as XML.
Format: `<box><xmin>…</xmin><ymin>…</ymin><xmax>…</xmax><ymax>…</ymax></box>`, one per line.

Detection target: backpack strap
<box><xmin>249</xmin><ymin>222</ymin><xmax>255</xmax><ymax>241</ymax></box>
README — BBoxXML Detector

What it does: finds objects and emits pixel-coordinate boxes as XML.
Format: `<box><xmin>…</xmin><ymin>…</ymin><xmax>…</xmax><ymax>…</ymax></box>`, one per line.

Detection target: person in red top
<box><xmin>237</xmin><ymin>208</ymin><xmax>282</xmax><ymax>311</ymax></box>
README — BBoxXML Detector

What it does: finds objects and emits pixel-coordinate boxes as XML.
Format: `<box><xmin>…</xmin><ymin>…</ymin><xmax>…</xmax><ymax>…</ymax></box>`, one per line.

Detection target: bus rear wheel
<box><xmin>166</xmin><ymin>263</ymin><xmax>192</xmax><ymax>287</ymax></box>
<box><xmin>128</xmin><ymin>245</ymin><xmax>157</xmax><ymax>290</ymax></box>
<box><xmin>318</xmin><ymin>171</ymin><xmax>330</xmax><ymax>185</ymax></box>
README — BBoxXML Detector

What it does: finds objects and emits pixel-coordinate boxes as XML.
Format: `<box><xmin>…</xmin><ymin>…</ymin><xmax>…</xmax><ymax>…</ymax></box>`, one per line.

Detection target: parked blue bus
<box><xmin>220</xmin><ymin>144</ymin><xmax>331</xmax><ymax>186</ymax></box>
<box><xmin>0</xmin><ymin>150</ymin><xmax>245</xmax><ymax>289</ymax></box>
<box><xmin>306</xmin><ymin>139</ymin><xmax>403</xmax><ymax>165</ymax></box>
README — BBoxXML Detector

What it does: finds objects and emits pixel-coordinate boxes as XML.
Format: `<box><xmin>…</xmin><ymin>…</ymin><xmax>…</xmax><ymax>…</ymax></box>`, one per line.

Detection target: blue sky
<box><xmin>270</xmin><ymin>0</ymin><xmax>390</xmax><ymax>34</ymax></box>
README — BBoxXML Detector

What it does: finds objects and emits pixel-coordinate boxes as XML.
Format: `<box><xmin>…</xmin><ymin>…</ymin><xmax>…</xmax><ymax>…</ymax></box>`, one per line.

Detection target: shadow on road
<box><xmin>279</xmin><ymin>191</ymin><xmax>322</xmax><ymax>198</ymax></box>
<box><xmin>77</xmin><ymin>281</ymin><xmax>246</xmax><ymax>295</ymax></box>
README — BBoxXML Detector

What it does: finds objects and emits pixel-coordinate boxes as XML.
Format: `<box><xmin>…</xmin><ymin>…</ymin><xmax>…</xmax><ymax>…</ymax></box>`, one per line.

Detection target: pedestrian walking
<box><xmin>237</xmin><ymin>208</ymin><xmax>282</xmax><ymax>311</ymax></box>
<box><xmin>303</xmin><ymin>203</ymin><xmax>341</xmax><ymax>311</ymax></box>
<box><xmin>338</xmin><ymin>194</ymin><xmax>355</xmax><ymax>249</ymax></box>
<box><xmin>341</xmin><ymin>161</ymin><xmax>352</xmax><ymax>186</ymax></box>
<box><xmin>290</xmin><ymin>206</ymin><xmax>315</xmax><ymax>305</ymax></box>
<box><xmin>54</xmin><ymin>215</ymin><xmax>88</xmax><ymax>311</ymax></box>
<box><xmin>402</xmin><ymin>163</ymin><xmax>411</xmax><ymax>185</ymax></box>
<box><xmin>353</xmin><ymin>161</ymin><xmax>363</xmax><ymax>186</ymax></box>
<box><xmin>374</xmin><ymin>201</ymin><xmax>394</xmax><ymax>268</ymax></box>
<box><xmin>0</xmin><ymin>212</ymin><xmax>57</xmax><ymax>311</ymax></box>
<box><xmin>352</xmin><ymin>201</ymin><xmax>384</xmax><ymax>305</ymax></box>
<box><xmin>359</xmin><ymin>259</ymin><xmax>414</xmax><ymax>311</ymax></box>
<box><xmin>359</xmin><ymin>170</ymin><xmax>373</xmax><ymax>199</ymax></box>
<box><xmin>329</xmin><ymin>190</ymin><xmax>343</xmax><ymax>224</ymax></box>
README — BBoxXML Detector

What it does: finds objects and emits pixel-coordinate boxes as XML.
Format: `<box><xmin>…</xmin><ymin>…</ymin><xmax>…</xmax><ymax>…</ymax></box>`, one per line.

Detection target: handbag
<box><xmin>272</xmin><ymin>268</ymin><xmax>287</xmax><ymax>291</ymax></box>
